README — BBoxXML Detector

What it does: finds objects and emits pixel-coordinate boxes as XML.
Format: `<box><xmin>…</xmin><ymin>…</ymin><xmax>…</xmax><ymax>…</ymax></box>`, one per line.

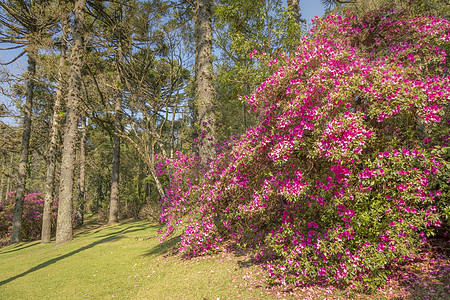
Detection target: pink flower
<box><xmin>377</xmin><ymin>242</ymin><xmax>385</xmax><ymax>252</ymax></box>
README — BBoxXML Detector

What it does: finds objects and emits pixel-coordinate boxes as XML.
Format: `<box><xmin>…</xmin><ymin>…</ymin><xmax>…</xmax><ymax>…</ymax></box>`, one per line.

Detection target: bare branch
<box><xmin>0</xmin><ymin>50</ymin><xmax>26</xmax><ymax>65</ymax></box>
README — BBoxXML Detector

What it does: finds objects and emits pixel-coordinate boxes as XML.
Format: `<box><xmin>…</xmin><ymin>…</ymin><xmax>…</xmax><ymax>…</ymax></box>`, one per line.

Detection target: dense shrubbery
<box><xmin>0</xmin><ymin>192</ymin><xmax>58</xmax><ymax>246</ymax></box>
<box><xmin>158</xmin><ymin>7</ymin><xmax>450</xmax><ymax>290</ymax></box>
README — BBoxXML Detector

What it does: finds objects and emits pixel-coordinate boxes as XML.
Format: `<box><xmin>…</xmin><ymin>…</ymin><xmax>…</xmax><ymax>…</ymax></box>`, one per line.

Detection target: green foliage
<box><xmin>214</xmin><ymin>0</ymin><xmax>305</xmax><ymax>140</ymax></box>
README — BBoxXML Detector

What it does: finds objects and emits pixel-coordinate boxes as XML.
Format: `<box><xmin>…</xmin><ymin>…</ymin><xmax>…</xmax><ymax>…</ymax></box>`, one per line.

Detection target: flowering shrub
<box><xmin>159</xmin><ymin>7</ymin><xmax>450</xmax><ymax>290</ymax></box>
<box><xmin>0</xmin><ymin>191</ymin><xmax>58</xmax><ymax>246</ymax></box>
<box><xmin>158</xmin><ymin>152</ymin><xmax>225</xmax><ymax>255</ymax></box>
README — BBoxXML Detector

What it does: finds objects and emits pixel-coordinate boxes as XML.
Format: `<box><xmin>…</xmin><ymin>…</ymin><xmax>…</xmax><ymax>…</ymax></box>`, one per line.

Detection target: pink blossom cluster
<box><xmin>0</xmin><ymin>192</ymin><xmax>58</xmax><ymax>246</ymax></box>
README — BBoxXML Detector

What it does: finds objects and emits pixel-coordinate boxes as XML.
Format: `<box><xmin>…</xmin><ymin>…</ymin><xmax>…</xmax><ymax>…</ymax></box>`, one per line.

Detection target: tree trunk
<box><xmin>109</xmin><ymin>35</ymin><xmax>124</xmax><ymax>225</ymax></box>
<box><xmin>170</xmin><ymin>100</ymin><xmax>178</xmax><ymax>159</ymax></box>
<box><xmin>76</xmin><ymin>114</ymin><xmax>86</xmax><ymax>227</ymax></box>
<box><xmin>55</xmin><ymin>0</ymin><xmax>85</xmax><ymax>246</ymax></box>
<box><xmin>6</xmin><ymin>153</ymin><xmax>13</xmax><ymax>197</ymax></box>
<box><xmin>0</xmin><ymin>154</ymin><xmax>5</xmax><ymax>203</ymax></box>
<box><xmin>10</xmin><ymin>52</ymin><xmax>36</xmax><ymax>244</ymax></box>
<box><xmin>149</xmin><ymin>167</ymin><xmax>165</xmax><ymax>200</ymax></box>
<box><xmin>42</xmin><ymin>15</ymin><xmax>68</xmax><ymax>244</ymax></box>
<box><xmin>287</xmin><ymin>0</ymin><xmax>302</xmax><ymax>24</ymax></box>
<box><xmin>109</xmin><ymin>91</ymin><xmax>121</xmax><ymax>225</ymax></box>
<box><xmin>195</xmin><ymin>0</ymin><xmax>216</xmax><ymax>164</ymax></box>
<box><xmin>149</xmin><ymin>139</ymin><xmax>165</xmax><ymax>200</ymax></box>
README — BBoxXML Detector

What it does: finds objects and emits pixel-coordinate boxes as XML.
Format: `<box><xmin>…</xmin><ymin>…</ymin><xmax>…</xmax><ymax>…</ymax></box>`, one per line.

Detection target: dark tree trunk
<box><xmin>109</xmin><ymin>36</ymin><xmax>123</xmax><ymax>225</ymax></box>
<box><xmin>109</xmin><ymin>95</ymin><xmax>121</xmax><ymax>225</ymax></box>
<box><xmin>195</xmin><ymin>0</ymin><xmax>216</xmax><ymax>164</ymax></box>
<box><xmin>55</xmin><ymin>0</ymin><xmax>85</xmax><ymax>246</ymax></box>
<box><xmin>10</xmin><ymin>52</ymin><xmax>36</xmax><ymax>244</ymax></box>
<box><xmin>75</xmin><ymin>113</ymin><xmax>86</xmax><ymax>227</ymax></box>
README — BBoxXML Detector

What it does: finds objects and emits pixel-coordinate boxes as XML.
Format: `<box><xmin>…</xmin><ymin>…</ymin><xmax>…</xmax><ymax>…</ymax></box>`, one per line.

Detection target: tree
<box><xmin>75</xmin><ymin>0</ymin><xmax>190</xmax><ymax>218</ymax></box>
<box><xmin>41</xmin><ymin>9</ymin><xmax>69</xmax><ymax>244</ymax></box>
<box><xmin>55</xmin><ymin>0</ymin><xmax>86</xmax><ymax>246</ymax></box>
<box><xmin>0</xmin><ymin>0</ymin><xmax>57</xmax><ymax>244</ymax></box>
<box><xmin>76</xmin><ymin>113</ymin><xmax>87</xmax><ymax>226</ymax></box>
<box><xmin>195</xmin><ymin>0</ymin><xmax>216</xmax><ymax>164</ymax></box>
<box><xmin>108</xmin><ymin>3</ymin><xmax>126</xmax><ymax>225</ymax></box>
<box><xmin>111</xmin><ymin>48</ymin><xmax>189</xmax><ymax>200</ymax></box>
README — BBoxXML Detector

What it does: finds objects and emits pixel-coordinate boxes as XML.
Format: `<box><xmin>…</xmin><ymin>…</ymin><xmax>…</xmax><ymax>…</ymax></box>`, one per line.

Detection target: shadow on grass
<box><xmin>74</xmin><ymin>220</ymin><xmax>156</xmax><ymax>239</ymax></box>
<box><xmin>0</xmin><ymin>234</ymin><xmax>125</xmax><ymax>287</ymax></box>
<box><xmin>144</xmin><ymin>235</ymin><xmax>181</xmax><ymax>257</ymax></box>
<box><xmin>0</xmin><ymin>241</ymin><xmax>40</xmax><ymax>255</ymax></box>
<box><xmin>0</xmin><ymin>221</ymin><xmax>158</xmax><ymax>287</ymax></box>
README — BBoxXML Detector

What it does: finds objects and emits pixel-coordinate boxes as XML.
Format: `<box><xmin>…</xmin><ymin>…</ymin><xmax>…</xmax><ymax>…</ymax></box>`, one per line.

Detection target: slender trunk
<box><xmin>109</xmin><ymin>38</ymin><xmax>123</xmax><ymax>225</ymax></box>
<box><xmin>149</xmin><ymin>168</ymin><xmax>165</xmax><ymax>200</ymax></box>
<box><xmin>145</xmin><ymin>182</ymin><xmax>150</xmax><ymax>201</ymax></box>
<box><xmin>195</xmin><ymin>0</ymin><xmax>216</xmax><ymax>164</ymax></box>
<box><xmin>109</xmin><ymin>92</ymin><xmax>121</xmax><ymax>224</ymax></box>
<box><xmin>55</xmin><ymin>0</ymin><xmax>85</xmax><ymax>246</ymax></box>
<box><xmin>6</xmin><ymin>154</ymin><xmax>13</xmax><ymax>196</ymax></box>
<box><xmin>170</xmin><ymin>101</ymin><xmax>178</xmax><ymax>159</ymax></box>
<box><xmin>150</xmin><ymin>141</ymin><xmax>165</xmax><ymax>200</ymax></box>
<box><xmin>10</xmin><ymin>52</ymin><xmax>36</xmax><ymax>244</ymax></box>
<box><xmin>0</xmin><ymin>154</ymin><xmax>5</xmax><ymax>203</ymax></box>
<box><xmin>42</xmin><ymin>16</ymin><xmax>68</xmax><ymax>244</ymax></box>
<box><xmin>76</xmin><ymin>114</ymin><xmax>86</xmax><ymax>226</ymax></box>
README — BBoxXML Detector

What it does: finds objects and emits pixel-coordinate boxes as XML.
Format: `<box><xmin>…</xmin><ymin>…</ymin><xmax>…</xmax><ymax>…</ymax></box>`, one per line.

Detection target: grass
<box><xmin>1</xmin><ymin>217</ymin><xmax>449</xmax><ymax>299</ymax></box>
<box><xmin>0</xmin><ymin>218</ymin><xmax>274</xmax><ymax>299</ymax></box>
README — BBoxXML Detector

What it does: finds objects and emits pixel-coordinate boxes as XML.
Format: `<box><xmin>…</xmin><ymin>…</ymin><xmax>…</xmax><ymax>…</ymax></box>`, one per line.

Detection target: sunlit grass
<box><xmin>0</xmin><ymin>218</ymin><xmax>272</xmax><ymax>299</ymax></box>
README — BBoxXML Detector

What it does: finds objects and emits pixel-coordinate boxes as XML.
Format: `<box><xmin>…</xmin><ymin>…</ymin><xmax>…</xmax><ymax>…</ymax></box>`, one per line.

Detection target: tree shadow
<box><xmin>144</xmin><ymin>235</ymin><xmax>181</xmax><ymax>257</ymax></box>
<box><xmin>0</xmin><ymin>220</ymin><xmax>162</xmax><ymax>287</ymax></box>
<box><xmin>74</xmin><ymin>220</ymin><xmax>156</xmax><ymax>239</ymax></box>
<box><xmin>0</xmin><ymin>241</ymin><xmax>41</xmax><ymax>255</ymax></box>
<box><xmin>0</xmin><ymin>234</ymin><xmax>124</xmax><ymax>287</ymax></box>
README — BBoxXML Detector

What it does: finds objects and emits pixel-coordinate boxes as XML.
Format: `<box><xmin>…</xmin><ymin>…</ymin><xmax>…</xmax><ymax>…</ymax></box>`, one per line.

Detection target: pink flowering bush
<box><xmin>160</xmin><ymin>7</ymin><xmax>450</xmax><ymax>290</ymax></box>
<box><xmin>158</xmin><ymin>152</ymin><xmax>225</xmax><ymax>255</ymax></box>
<box><xmin>0</xmin><ymin>191</ymin><xmax>58</xmax><ymax>246</ymax></box>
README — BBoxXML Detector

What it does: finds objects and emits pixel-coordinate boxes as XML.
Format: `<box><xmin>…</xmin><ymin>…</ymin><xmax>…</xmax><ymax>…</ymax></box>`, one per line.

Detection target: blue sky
<box><xmin>302</xmin><ymin>0</ymin><xmax>326</xmax><ymax>25</ymax></box>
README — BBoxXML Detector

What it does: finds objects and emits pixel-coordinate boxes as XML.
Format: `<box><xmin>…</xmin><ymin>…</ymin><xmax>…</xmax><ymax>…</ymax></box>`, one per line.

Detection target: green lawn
<box><xmin>0</xmin><ymin>219</ymin><xmax>274</xmax><ymax>299</ymax></box>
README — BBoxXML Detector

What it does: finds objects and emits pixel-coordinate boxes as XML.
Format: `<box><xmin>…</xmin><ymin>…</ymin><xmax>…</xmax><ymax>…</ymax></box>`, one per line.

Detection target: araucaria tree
<box><xmin>41</xmin><ymin>8</ymin><xmax>70</xmax><ymax>244</ymax></box>
<box><xmin>55</xmin><ymin>0</ymin><xmax>85</xmax><ymax>246</ymax></box>
<box><xmin>159</xmin><ymin>7</ymin><xmax>450</xmax><ymax>290</ymax></box>
<box><xmin>195</xmin><ymin>0</ymin><xmax>216</xmax><ymax>164</ymax></box>
<box><xmin>0</xmin><ymin>0</ymin><xmax>56</xmax><ymax>244</ymax></box>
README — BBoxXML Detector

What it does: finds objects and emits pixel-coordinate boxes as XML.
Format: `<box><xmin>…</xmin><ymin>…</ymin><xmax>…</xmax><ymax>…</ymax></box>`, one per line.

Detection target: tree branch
<box><xmin>0</xmin><ymin>50</ymin><xmax>26</xmax><ymax>65</ymax></box>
